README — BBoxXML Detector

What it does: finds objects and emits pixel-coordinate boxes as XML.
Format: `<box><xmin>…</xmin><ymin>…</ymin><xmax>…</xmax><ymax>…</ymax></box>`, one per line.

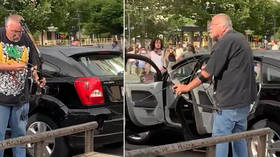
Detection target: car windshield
<box><xmin>76</xmin><ymin>54</ymin><xmax>123</xmax><ymax>76</ymax></box>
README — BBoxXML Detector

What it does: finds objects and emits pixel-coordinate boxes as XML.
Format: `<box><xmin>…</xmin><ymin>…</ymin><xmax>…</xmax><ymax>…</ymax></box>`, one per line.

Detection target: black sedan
<box><xmin>25</xmin><ymin>47</ymin><xmax>123</xmax><ymax>157</ymax></box>
<box><xmin>125</xmin><ymin>50</ymin><xmax>280</xmax><ymax>157</ymax></box>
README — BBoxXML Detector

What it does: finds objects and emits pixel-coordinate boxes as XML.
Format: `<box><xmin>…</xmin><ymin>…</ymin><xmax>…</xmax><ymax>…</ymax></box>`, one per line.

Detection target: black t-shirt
<box><xmin>0</xmin><ymin>27</ymin><xmax>40</xmax><ymax>106</ymax></box>
<box><xmin>205</xmin><ymin>30</ymin><xmax>257</xmax><ymax>109</ymax></box>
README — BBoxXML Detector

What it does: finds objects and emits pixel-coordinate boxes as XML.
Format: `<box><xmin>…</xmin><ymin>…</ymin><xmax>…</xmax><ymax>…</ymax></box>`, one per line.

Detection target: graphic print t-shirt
<box><xmin>0</xmin><ymin>27</ymin><xmax>40</xmax><ymax>105</ymax></box>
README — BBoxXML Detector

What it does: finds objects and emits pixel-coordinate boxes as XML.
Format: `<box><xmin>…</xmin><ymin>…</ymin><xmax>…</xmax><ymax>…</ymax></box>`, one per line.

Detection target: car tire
<box><xmin>26</xmin><ymin>113</ymin><xmax>69</xmax><ymax>157</ymax></box>
<box><xmin>249</xmin><ymin>119</ymin><xmax>280</xmax><ymax>157</ymax></box>
<box><xmin>126</xmin><ymin>131</ymin><xmax>152</xmax><ymax>145</ymax></box>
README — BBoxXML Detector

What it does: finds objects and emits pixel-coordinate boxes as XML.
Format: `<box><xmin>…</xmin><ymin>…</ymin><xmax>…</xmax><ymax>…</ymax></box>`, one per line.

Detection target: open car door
<box><xmin>167</xmin><ymin>54</ymin><xmax>215</xmax><ymax>135</ymax></box>
<box><xmin>125</xmin><ymin>54</ymin><xmax>164</xmax><ymax>127</ymax></box>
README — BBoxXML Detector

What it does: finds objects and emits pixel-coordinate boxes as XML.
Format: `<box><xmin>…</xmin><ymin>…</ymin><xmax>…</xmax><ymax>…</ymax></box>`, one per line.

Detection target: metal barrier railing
<box><xmin>0</xmin><ymin>121</ymin><xmax>98</xmax><ymax>157</ymax></box>
<box><xmin>126</xmin><ymin>128</ymin><xmax>271</xmax><ymax>157</ymax></box>
<box><xmin>36</xmin><ymin>38</ymin><xmax>123</xmax><ymax>47</ymax></box>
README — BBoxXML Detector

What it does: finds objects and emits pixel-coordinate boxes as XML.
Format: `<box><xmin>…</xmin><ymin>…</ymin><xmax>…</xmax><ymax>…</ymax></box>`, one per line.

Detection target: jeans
<box><xmin>0</xmin><ymin>104</ymin><xmax>29</xmax><ymax>157</ymax></box>
<box><xmin>212</xmin><ymin>105</ymin><xmax>250</xmax><ymax>157</ymax></box>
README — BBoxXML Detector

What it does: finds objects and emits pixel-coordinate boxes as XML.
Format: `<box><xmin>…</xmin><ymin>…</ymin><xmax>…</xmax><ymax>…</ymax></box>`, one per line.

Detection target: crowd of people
<box><xmin>126</xmin><ymin>37</ymin><xmax>280</xmax><ymax>82</ymax></box>
<box><xmin>261</xmin><ymin>40</ymin><xmax>280</xmax><ymax>50</ymax></box>
<box><xmin>126</xmin><ymin>39</ymin><xmax>197</xmax><ymax>77</ymax></box>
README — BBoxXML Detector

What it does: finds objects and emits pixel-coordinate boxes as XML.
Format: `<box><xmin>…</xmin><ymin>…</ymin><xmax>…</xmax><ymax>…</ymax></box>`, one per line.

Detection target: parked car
<box><xmin>125</xmin><ymin>50</ymin><xmax>280</xmax><ymax>157</ymax></box>
<box><xmin>24</xmin><ymin>47</ymin><xmax>123</xmax><ymax>157</ymax></box>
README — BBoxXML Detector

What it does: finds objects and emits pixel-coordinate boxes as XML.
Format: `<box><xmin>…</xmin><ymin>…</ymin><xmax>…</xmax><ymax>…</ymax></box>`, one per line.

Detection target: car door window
<box><xmin>76</xmin><ymin>54</ymin><xmax>123</xmax><ymax>76</ymax></box>
<box><xmin>42</xmin><ymin>60</ymin><xmax>83</xmax><ymax>77</ymax></box>
<box><xmin>169</xmin><ymin>61</ymin><xmax>197</xmax><ymax>84</ymax></box>
<box><xmin>42</xmin><ymin>61</ymin><xmax>61</xmax><ymax>77</ymax></box>
<box><xmin>126</xmin><ymin>58</ymin><xmax>159</xmax><ymax>84</ymax></box>
<box><xmin>263</xmin><ymin>63</ymin><xmax>280</xmax><ymax>84</ymax></box>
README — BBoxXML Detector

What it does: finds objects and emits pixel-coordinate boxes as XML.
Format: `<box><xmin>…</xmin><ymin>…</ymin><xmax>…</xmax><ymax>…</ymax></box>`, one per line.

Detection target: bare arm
<box><xmin>0</xmin><ymin>63</ymin><xmax>26</xmax><ymax>71</ymax></box>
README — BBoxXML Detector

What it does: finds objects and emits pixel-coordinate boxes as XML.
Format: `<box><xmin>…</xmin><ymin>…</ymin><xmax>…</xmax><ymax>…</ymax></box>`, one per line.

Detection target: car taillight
<box><xmin>74</xmin><ymin>77</ymin><xmax>105</xmax><ymax>106</ymax></box>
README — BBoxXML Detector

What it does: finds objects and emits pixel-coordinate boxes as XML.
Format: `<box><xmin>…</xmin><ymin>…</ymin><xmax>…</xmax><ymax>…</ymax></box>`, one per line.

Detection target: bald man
<box><xmin>174</xmin><ymin>14</ymin><xmax>256</xmax><ymax>157</ymax></box>
<box><xmin>0</xmin><ymin>14</ymin><xmax>44</xmax><ymax>157</ymax></box>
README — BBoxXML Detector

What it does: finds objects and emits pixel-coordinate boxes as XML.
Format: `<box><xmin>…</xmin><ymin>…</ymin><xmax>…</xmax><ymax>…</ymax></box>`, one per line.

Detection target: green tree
<box><xmin>126</xmin><ymin>0</ymin><xmax>280</xmax><ymax>41</ymax></box>
<box><xmin>0</xmin><ymin>0</ymin><xmax>123</xmax><ymax>39</ymax></box>
<box><xmin>67</xmin><ymin>0</ymin><xmax>123</xmax><ymax>37</ymax></box>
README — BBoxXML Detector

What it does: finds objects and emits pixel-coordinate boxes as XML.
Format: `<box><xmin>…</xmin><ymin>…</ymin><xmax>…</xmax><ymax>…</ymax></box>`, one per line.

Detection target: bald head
<box><xmin>209</xmin><ymin>13</ymin><xmax>233</xmax><ymax>40</ymax></box>
<box><xmin>212</xmin><ymin>14</ymin><xmax>233</xmax><ymax>29</ymax></box>
<box><xmin>5</xmin><ymin>14</ymin><xmax>24</xmax><ymax>42</ymax></box>
<box><xmin>5</xmin><ymin>14</ymin><xmax>24</xmax><ymax>26</ymax></box>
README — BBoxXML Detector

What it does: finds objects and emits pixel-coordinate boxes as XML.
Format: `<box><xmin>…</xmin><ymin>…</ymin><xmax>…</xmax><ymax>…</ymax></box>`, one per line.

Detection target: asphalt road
<box><xmin>125</xmin><ymin>129</ymin><xmax>205</xmax><ymax>157</ymax></box>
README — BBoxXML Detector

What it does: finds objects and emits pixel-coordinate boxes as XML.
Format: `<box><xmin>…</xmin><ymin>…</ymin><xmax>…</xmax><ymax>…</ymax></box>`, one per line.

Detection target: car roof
<box><xmin>253</xmin><ymin>50</ymin><xmax>280</xmax><ymax>60</ymax></box>
<box><xmin>39</xmin><ymin>46</ymin><xmax>121</xmax><ymax>57</ymax></box>
<box><xmin>180</xmin><ymin>50</ymin><xmax>280</xmax><ymax>67</ymax></box>
<box><xmin>194</xmin><ymin>50</ymin><xmax>280</xmax><ymax>62</ymax></box>
<box><xmin>253</xmin><ymin>50</ymin><xmax>280</xmax><ymax>67</ymax></box>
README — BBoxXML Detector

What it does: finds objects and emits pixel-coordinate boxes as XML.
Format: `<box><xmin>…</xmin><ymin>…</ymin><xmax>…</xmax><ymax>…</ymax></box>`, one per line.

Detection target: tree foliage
<box><xmin>126</xmin><ymin>0</ymin><xmax>280</xmax><ymax>39</ymax></box>
<box><xmin>70</xmin><ymin>0</ymin><xmax>123</xmax><ymax>36</ymax></box>
<box><xmin>0</xmin><ymin>0</ymin><xmax>123</xmax><ymax>36</ymax></box>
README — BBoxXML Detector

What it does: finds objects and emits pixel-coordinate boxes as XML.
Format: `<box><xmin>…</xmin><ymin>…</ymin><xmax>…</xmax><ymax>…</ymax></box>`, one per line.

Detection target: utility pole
<box><xmin>273</xmin><ymin>16</ymin><xmax>276</xmax><ymax>40</ymax></box>
<box><xmin>73</xmin><ymin>11</ymin><xmax>81</xmax><ymax>46</ymax></box>
<box><xmin>77</xmin><ymin>11</ymin><xmax>81</xmax><ymax>46</ymax></box>
<box><xmin>12</xmin><ymin>0</ymin><xmax>15</xmax><ymax>11</ymax></box>
<box><xmin>140</xmin><ymin>8</ymin><xmax>145</xmax><ymax>47</ymax></box>
<box><xmin>128</xmin><ymin>12</ymin><xmax>131</xmax><ymax>47</ymax></box>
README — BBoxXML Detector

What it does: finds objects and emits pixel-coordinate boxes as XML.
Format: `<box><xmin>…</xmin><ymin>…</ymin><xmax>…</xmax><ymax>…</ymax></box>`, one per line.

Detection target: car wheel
<box><xmin>26</xmin><ymin>113</ymin><xmax>69</xmax><ymax>157</ymax></box>
<box><xmin>126</xmin><ymin>131</ymin><xmax>152</xmax><ymax>145</ymax></box>
<box><xmin>249</xmin><ymin>119</ymin><xmax>280</xmax><ymax>157</ymax></box>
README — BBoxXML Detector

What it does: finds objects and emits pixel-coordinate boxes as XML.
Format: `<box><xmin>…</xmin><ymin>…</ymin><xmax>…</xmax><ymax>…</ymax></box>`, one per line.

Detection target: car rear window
<box><xmin>75</xmin><ymin>54</ymin><xmax>123</xmax><ymax>76</ymax></box>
